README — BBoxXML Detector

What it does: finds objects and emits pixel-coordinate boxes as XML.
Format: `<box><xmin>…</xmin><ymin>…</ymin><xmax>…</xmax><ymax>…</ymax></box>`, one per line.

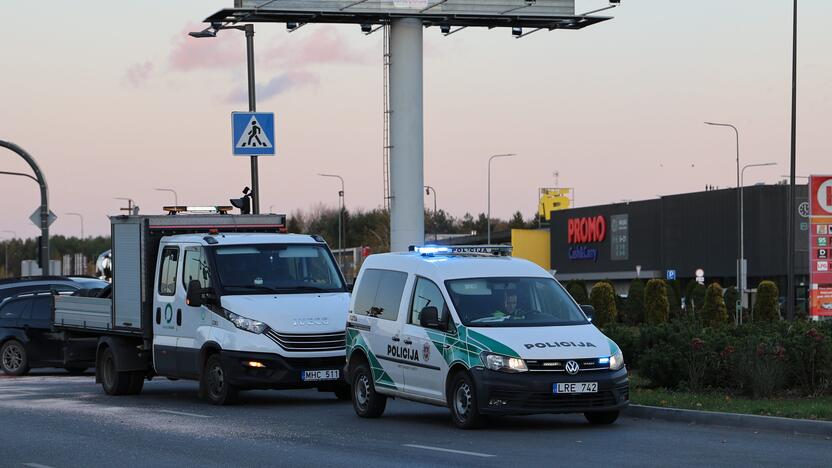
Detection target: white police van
<box><xmin>344</xmin><ymin>245</ymin><xmax>628</xmax><ymax>429</ymax></box>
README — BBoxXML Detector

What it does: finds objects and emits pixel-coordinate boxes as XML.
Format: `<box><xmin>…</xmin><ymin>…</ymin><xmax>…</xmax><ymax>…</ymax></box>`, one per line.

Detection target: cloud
<box><xmin>225</xmin><ymin>71</ymin><xmax>319</xmax><ymax>103</ymax></box>
<box><xmin>123</xmin><ymin>61</ymin><xmax>154</xmax><ymax>87</ymax></box>
<box><xmin>168</xmin><ymin>23</ymin><xmax>244</xmax><ymax>72</ymax></box>
<box><xmin>263</xmin><ymin>26</ymin><xmax>371</xmax><ymax>68</ymax></box>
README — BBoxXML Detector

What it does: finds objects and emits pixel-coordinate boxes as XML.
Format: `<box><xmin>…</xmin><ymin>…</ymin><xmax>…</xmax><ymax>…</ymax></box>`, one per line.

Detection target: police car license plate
<box><xmin>302</xmin><ymin>370</ymin><xmax>340</xmax><ymax>381</ymax></box>
<box><xmin>554</xmin><ymin>382</ymin><xmax>598</xmax><ymax>394</ymax></box>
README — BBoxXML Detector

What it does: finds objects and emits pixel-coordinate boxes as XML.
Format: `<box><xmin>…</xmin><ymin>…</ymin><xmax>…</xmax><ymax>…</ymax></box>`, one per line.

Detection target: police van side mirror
<box><xmin>419</xmin><ymin>306</ymin><xmax>440</xmax><ymax>329</ymax></box>
<box><xmin>186</xmin><ymin>280</ymin><xmax>206</xmax><ymax>307</ymax></box>
<box><xmin>580</xmin><ymin>305</ymin><xmax>595</xmax><ymax>322</ymax></box>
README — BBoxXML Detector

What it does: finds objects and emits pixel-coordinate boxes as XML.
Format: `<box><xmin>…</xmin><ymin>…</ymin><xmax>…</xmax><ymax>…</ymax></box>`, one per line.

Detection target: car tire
<box><xmin>585</xmin><ymin>410</ymin><xmax>620</xmax><ymax>425</ymax></box>
<box><xmin>1</xmin><ymin>340</ymin><xmax>30</xmax><ymax>376</ymax></box>
<box><xmin>99</xmin><ymin>347</ymin><xmax>133</xmax><ymax>395</ymax></box>
<box><xmin>351</xmin><ymin>362</ymin><xmax>386</xmax><ymax>418</ymax></box>
<box><xmin>65</xmin><ymin>367</ymin><xmax>88</xmax><ymax>375</ymax></box>
<box><xmin>448</xmin><ymin>372</ymin><xmax>485</xmax><ymax>429</ymax></box>
<box><xmin>202</xmin><ymin>353</ymin><xmax>237</xmax><ymax>406</ymax></box>
<box><xmin>333</xmin><ymin>384</ymin><xmax>352</xmax><ymax>401</ymax></box>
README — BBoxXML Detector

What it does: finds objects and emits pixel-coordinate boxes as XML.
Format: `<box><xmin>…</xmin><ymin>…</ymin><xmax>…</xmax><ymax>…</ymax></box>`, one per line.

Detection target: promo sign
<box><xmin>567</xmin><ymin>215</ymin><xmax>606</xmax><ymax>262</ymax></box>
<box><xmin>809</xmin><ymin>175</ymin><xmax>832</xmax><ymax>317</ymax></box>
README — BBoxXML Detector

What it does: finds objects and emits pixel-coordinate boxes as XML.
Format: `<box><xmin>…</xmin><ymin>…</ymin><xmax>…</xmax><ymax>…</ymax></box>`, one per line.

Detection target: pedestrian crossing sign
<box><xmin>231</xmin><ymin>112</ymin><xmax>275</xmax><ymax>156</ymax></box>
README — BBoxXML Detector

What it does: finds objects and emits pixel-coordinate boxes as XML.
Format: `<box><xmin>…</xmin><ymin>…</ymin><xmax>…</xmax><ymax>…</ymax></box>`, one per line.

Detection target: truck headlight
<box><xmin>223</xmin><ymin>309</ymin><xmax>267</xmax><ymax>334</ymax></box>
<box><xmin>480</xmin><ymin>352</ymin><xmax>528</xmax><ymax>373</ymax></box>
<box><xmin>609</xmin><ymin>349</ymin><xmax>625</xmax><ymax>371</ymax></box>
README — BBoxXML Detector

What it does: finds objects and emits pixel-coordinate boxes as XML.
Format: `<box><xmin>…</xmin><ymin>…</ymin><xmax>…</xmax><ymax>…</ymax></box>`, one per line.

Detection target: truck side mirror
<box><xmin>419</xmin><ymin>306</ymin><xmax>440</xmax><ymax>329</ymax></box>
<box><xmin>580</xmin><ymin>305</ymin><xmax>595</xmax><ymax>322</ymax></box>
<box><xmin>186</xmin><ymin>280</ymin><xmax>204</xmax><ymax>307</ymax></box>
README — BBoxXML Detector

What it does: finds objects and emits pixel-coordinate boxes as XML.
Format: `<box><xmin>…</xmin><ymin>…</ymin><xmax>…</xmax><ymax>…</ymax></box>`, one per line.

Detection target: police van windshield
<box><xmin>445</xmin><ymin>277</ymin><xmax>588</xmax><ymax>327</ymax></box>
<box><xmin>212</xmin><ymin>244</ymin><xmax>345</xmax><ymax>294</ymax></box>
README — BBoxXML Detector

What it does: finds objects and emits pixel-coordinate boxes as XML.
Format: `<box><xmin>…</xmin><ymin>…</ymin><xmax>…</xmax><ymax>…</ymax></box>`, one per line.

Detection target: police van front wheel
<box><xmin>449</xmin><ymin>372</ymin><xmax>485</xmax><ymax>429</ymax></box>
<box><xmin>352</xmin><ymin>362</ymin><xmax>386</xmax><ymax>418</ymax></box>
<box><xmin>585</xmin><ymin>410</ymin><xmax>620</xmax><ymax>425</ymax></box>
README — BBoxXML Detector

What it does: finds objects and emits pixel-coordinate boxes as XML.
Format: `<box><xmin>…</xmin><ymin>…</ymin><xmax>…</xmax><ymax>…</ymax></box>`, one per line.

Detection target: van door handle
<box><xmin>391</xmin><ymin>336</ymin><xmax>400</xmax><ymax>342</ymax></box>
<box><xmin>176</xmin><ymin>309</ymin><xmax>182</xmax><ymax>326</ymax></box>
<box><xmin>403</xmin><ymin>338</ymin><xmax>413</xmax><ymax>345</ymax></box>
<box><xmin>156</xmin><ymin>308</ymin><xmax>161</xmax><ymax>324</ymax></box>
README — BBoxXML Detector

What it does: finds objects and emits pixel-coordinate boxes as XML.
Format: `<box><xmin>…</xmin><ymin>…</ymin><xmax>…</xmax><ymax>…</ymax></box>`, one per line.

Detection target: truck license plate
<box><xmin>554</xmin><ymin>382</ymin><xmax>598</xmax><ymax>394</ymax></box>
<box><xmin>302</xmin><ymin>370</ymin><xmax>340</xmax><ymax>382</ymax></box>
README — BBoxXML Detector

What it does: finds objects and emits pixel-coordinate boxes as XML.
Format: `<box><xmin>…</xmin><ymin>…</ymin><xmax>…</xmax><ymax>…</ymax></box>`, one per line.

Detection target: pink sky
<box><xmin>1</xmin><ymin>0</ymin><xmax>831</xmax><ymax>238</ymax></box>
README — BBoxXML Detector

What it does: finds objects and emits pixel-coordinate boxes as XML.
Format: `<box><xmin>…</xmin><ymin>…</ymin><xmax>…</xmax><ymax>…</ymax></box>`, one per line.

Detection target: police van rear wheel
<box><xmin>449</xmin><ymin>372</ymin><xmax>485</xmax><ymax>429</ymax></box>
<box><xmin>585</xmin><ymin>410</ymin><xmax>619</xmax><ymax>425</ymax></box>
<box><xmin>352</xmin><ymin>363</ymin><xmax>386</xmax><ymax>418</ymax></box>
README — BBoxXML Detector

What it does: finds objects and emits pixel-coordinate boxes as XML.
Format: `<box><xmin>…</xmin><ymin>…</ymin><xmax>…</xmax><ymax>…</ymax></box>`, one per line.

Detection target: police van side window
<box><xmin>409</xmin><ymin>277</ymin><xmax>449</xmax><ymax>326</ymax></box>
<box><xmin>353</xmin><ymin>268</ymin><xmax>407</xmax><ymax>321</ymax></box>
<box><xmin>158</xmin><ymin>247</ymin><xmax>180</xmax><ymax>296</ymax></box>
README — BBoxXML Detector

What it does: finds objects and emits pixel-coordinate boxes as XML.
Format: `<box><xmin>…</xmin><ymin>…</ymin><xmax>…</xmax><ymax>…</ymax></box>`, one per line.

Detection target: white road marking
<box><xmin>24</xmin><ymin>463</ymin><xmax>57</xmax><ymax>468</ymax></box>
<box><xmin>402</xmin><ymin>444</ymin><xmax>496</xmax><ymax>458</ymax></box>
<box><xmin>157</xmin><ymin>409</ymin><xmax>211</xmax><ymax>418</ymax></box>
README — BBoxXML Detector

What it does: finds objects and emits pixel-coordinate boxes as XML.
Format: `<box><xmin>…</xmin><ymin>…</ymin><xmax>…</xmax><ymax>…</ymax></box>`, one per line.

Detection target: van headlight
<box><xmin>480</xmin><ymin>352</ymin><xmax>528</xmax><ymax>373</ymax></box>
<box><xmin>609</xmin><ymin>349</ymin><xmax>625</xmax><ymax>370</ymax></box>
<box><xmin>223</xmin><ymin>309</ymin><xmax>267</xmax><ymax>334</ymax></box>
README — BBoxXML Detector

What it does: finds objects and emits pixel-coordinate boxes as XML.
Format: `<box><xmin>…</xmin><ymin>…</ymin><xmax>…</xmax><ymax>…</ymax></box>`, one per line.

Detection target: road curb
<box><xmin>624</xmin><ymin>404</ymin><xmax>832</xmax><ymax>437</ymax></box>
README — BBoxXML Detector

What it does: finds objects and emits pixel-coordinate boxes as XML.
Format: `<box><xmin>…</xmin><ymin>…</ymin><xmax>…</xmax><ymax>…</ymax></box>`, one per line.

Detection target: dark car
<box><xmin>0</xmin><ymin>292</ymin><xmax>99</xmax><ymax>376</ymax></box>
<box><xmin>0</xmin><ymin>276</ymin><xmax>109</xmax><ymax>304</ymax></box>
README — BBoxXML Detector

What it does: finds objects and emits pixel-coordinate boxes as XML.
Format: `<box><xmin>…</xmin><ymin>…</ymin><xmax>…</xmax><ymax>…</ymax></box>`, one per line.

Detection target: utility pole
<box><xmin>786</xmin><ymin>0</ymin><xmax>798</xmax><ymax>320</ymax></box>
<box><xmin>0</xmin><ymin>141</ymin><xmax>49</xmax><ymax>271</ymax></box>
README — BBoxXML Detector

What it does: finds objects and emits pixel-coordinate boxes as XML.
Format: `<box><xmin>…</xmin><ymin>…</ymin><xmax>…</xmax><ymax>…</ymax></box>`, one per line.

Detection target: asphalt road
<box><xmin>1</xmin><ymin>370</ymin><xmax>830</xmax><ymax>468</ymax></box>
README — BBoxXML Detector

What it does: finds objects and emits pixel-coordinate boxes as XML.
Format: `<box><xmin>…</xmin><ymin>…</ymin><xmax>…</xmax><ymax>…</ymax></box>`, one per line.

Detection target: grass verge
<box><xmin>629</xmin><ymin>374</ymin><xmax>832</xmax><ymax>421</ymax></box>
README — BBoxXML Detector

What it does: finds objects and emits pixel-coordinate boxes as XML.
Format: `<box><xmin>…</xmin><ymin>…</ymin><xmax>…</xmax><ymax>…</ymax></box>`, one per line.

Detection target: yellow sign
<box><xmin>538</xmin><ymin>188</ymin><xmax>572</xmax><ymax>221</ymax></box>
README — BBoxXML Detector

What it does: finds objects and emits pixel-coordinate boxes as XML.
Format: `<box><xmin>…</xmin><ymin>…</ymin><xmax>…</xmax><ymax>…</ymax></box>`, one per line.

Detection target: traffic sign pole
<box><xmin>0</xmin><ymin>140</ymin><xmax>49</xmax><ymax>271</ymax></box>
<box><xmin>245</xmin><ymin>24</ymin><xmax>259</xmax><ymax>214</ymax></box>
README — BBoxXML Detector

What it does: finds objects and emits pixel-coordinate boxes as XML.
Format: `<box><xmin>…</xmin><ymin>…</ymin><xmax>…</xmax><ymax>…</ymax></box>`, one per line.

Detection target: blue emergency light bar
<box><xmin>409</xmin><ymin>245</ymin><xmax>513</xmax><ymax>257</ymax></box>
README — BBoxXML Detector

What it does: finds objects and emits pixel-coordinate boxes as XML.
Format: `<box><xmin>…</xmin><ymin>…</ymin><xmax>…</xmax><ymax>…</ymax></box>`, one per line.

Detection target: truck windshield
<box><xmin>445</xmin><ymin>277</ymin><xmax>588</xmax><ymax>327</ymax></box>
<box><xmin>212</xmin><ymin>244</ymin><xmax>345</xmax><ymax>294</ymax></box>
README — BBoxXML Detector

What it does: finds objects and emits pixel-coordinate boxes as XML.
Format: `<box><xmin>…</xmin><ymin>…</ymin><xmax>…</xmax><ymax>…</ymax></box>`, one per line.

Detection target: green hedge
<box><xmin>602</xmin><ymin>320</ymin><xmax>832</xmax><ymax>398</ymax></box>
<box><xmin>590</xmin><ymin>282</ymin><xmax>617</xmax><ymax>328</ymax></box>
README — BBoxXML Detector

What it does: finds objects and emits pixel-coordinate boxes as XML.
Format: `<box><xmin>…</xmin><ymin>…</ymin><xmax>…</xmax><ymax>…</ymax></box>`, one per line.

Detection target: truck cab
<box><xmin>54</xmin><ymin>212</ymin><xmax>351</xmax><ymax>404</ymax></box>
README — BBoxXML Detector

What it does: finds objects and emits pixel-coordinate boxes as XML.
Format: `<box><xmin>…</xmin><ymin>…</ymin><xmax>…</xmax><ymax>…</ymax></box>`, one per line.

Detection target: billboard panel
<box><xmin>809</xmin><ymin>175</ymin><xmax>832</xmax><ymax>317</ymax></box>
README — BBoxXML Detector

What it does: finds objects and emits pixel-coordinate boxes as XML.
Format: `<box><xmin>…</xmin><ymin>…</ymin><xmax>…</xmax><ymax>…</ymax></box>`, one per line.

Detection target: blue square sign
<box><xmin>666</xmin><ymin>270</ymin><xmax>677</xmax><ymax>281</ymax></box>
<box><xmin>231</xmin><ymin>112</ymin><xmax>275</xmax><ymax>156</ymax></box>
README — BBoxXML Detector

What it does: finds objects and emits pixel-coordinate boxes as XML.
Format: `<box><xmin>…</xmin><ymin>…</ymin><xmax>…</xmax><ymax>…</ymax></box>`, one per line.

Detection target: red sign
<box><xmin>809</xmin><ymin>175</ymin><xmax>832</xmax><ymax>317</ymax></box>
<box><xmin>567</xmin><ymin>216</ymin><xmax>606</xmax><ymax>244</ymax></box>
<box><xmin>811</xmin><ymin>175</ymin><xmax>832</xmax><ymax>216</ymax></box>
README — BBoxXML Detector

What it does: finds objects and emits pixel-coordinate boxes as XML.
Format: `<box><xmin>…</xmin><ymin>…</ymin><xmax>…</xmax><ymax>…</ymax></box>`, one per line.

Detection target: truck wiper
<box><xmin>223</xmin><ymin>284</ymin><xmax>281</xmax><ymax>293</ymax></box>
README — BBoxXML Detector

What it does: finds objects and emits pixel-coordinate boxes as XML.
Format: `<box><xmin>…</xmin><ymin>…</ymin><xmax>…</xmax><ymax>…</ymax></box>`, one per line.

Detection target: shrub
<box><xmin>724</xmin><ymin>286</ymin><xmax>739</xmax><ymax>321</ymax></box>
<box><xmin>625</xmin><ymin>279</ymin><xmax>645</xmax><ymax>325</ymax></box>
<box><xmin>666</xmin><ymin>279</ymin><xmax>683</xmax><ymax>319</ymax></box>
<box><xmin>686</xmin><ymin>282</ymin><xmax>706</xmax><ymax>316</ymax></box>
<box><xmin>702</xmin><ymin>282</ymin><xmax>729</xmax><ymax>328</ymax></box>
<box><xmin>785</xmin><ymin>323</ymin><xmax>832</xmax><ymax>396</ymax></box>
<box><xmin>754</xmin><ymin>280</ymin><xmax>780</xmax><ymax>322</ymax></box>
<box><xmin>603</xmin><ymin>324</ymin><xmax>641</xmax><ymax>368</ymax></box>
<box><xmin>565</xmin><ymin>280</ymin><xmax>589</xmax><ymax>305</ymax></box>
<box><xmin>589</xmin><ymin>282</ymin><xmax>618</xmax><ymax>328</ymax></box>
<box><xmin>740</xmin><ymin>339</ymin><xmax>787</xmax><ymax>398</ymax></box>
<box><xmin>644</xmin><ymin>279</ymin><xmax>670</xmax><ymax>325</ymax></box>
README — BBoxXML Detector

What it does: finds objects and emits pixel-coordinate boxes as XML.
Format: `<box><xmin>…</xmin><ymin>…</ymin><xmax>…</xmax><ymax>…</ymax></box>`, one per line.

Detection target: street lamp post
<box><xmin>65</xmin><ymin>213</ymin><xmax>84</xmax><ymax>239</ymax></box>
<box><xmin>2</xmin><ymin>230</ymin><xmax>16</xmax><ymax>278</ymax></box>
<box><xmin>425</xmin><ymin>185</ymin><xmax>437</xmax><ymax>242</ymax></box>
<box><xmin>739</xmin><ymin>162</ymin><xmax>777</xmax><ymax>324</ymax></box>
<box><xmin>190</xmin><ymin>23</ymin><xmax>260</xmax><ymax>214</ymax></box>
<box><xmin>704</xmin><ymin>122</ymin><xmax>740</xmax><ymax>323</ymax></box>
<box><xmin>154</xmin><ymin>188</ymin><xmax>179</xmax><ymax>207</ymax></box>
<box><xmin>318</xmin><ymin>173</ymin><xmax>345</xmax><ymax>267</ymax></box>
<box><xmin>786</xmin><ymin>0</ymin><xmax>799</xmax><ymax>320</ymax></box>
<box><xmin>487</xmin><ymin>154</ymin><xmax>516</xmax><ymax>244</ymax></box>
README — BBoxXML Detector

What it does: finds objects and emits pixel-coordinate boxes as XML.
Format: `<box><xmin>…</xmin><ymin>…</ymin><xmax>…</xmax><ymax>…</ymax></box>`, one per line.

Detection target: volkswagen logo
<box><xmin>565</xmin><ymin>360</ymin><xmax>580</xmax><ymax>375</ymax></box>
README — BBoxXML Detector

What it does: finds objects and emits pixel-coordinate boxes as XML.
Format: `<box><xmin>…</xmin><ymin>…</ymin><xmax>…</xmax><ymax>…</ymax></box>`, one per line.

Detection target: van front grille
<box><xmin>264</xmin><ymin>329</ymin><xmax>346</xmax><ymax>352</ymax></box>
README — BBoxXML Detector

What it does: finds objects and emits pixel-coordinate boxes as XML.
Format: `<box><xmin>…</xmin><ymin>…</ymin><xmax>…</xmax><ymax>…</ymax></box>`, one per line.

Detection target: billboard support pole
<box><xmin>388</xmin><ymin>18</ymin><xmax>424</xmax><ymax>252</ymax></box>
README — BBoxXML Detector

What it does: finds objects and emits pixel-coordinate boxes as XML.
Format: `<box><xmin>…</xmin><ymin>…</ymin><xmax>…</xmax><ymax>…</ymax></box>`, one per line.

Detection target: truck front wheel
<box><xmin>99</xmin><ymin>347</ymin><xmax>141</xmax><ymax>395</ymax></box>
<box><xmin>201</xmin><ymin>354</ymin><xmax>237</xmax><ymax>405</ymax></box>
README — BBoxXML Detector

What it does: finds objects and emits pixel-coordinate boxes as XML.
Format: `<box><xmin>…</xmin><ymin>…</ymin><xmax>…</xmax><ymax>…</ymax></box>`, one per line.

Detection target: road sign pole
<box><xmin>388</xmin><ymin>18</ymin><xmax>424</xmax><ymax>252</ymax></box>
<box><xmin>245</xmin><ymin>24</ymin><xmax>260</xmax><ymax>214</ymax></box>
<box><xmin>0</xmin><ymin>140</ymin><xmax>49</xmax><ymax>271</ymax></box>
